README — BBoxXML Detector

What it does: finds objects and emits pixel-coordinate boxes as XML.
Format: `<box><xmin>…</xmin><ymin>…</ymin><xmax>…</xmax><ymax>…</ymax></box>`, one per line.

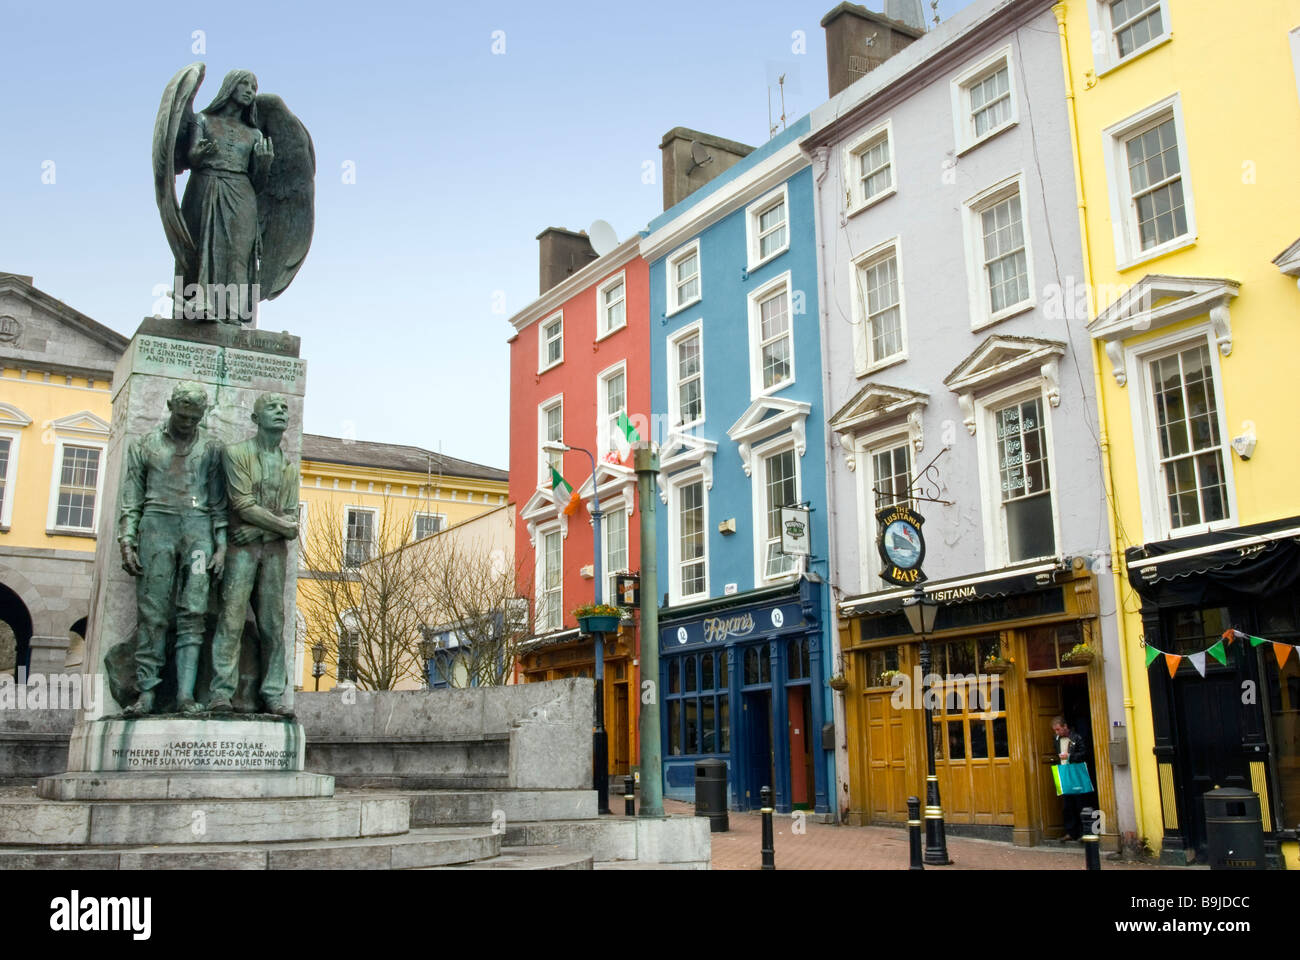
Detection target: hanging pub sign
<box><xmin>780</xmin><ymin>506</ymin><xmax>811</xmax><ymax>557</ymax></box>
<box><xmin>614</xmin><ymin>572</ymin><xmax>641</xmax><ymax>609</ymax></box>
<box><xmin>876</xmin><ymin>503</ymin><xmax>927</xmax><ymax>586</ymax></box>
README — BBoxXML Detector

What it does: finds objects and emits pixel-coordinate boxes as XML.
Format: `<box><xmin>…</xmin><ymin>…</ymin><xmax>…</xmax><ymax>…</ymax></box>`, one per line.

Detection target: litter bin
<box><xmin>1203</xmin><ymin>787</ymin><xmax>1266</xmax><ymax>870</ymax></box>
<box><xmin>694</xmin><ymin>759</ymin><xmax>729</xmax><ymax>832</ymax></box>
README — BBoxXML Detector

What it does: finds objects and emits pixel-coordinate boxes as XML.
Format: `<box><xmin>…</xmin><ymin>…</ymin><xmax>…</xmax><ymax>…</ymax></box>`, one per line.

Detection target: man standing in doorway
<box><xmin>208</xmin><ymin>393</ymin><xmax>298</xmax><ymax>716</ymax></box>
<box><xmin>1052</xmin><ymin>715</ymin><xmax>1089</xmax><ymax>841</ymax></box>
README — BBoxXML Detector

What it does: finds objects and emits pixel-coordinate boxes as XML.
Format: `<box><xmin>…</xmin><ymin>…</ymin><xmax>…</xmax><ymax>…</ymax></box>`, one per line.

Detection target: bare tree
<box><xmin>297</xmin><ymin>495</ymin><xmax>427</xmax><ymax>690</ymax></box>
<box><xmin>298</xmin><ymin>498</ymin><xmax>528</xmax><ymax>690</ymax></box>
<box><xmin>415</xmin><ymin>513</ymin><xmax>532</xmax><ymax>687</ymax></box>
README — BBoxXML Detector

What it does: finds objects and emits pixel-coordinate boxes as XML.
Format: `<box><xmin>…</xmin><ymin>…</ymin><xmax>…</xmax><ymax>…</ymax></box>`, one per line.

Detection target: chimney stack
<box><xmin>659</xmin><ymin>128</ymin><xmax>755</xmax><ymax>211</ymax></box>
<box><xmin>537</xmin><ymin>227</ymin><xmax>598</xmax><ymax>295</ymax></box>
<box><xmin>821</xmin><ymin>2</ymin><xmax>924</xmax><ymax>98</ymax></box>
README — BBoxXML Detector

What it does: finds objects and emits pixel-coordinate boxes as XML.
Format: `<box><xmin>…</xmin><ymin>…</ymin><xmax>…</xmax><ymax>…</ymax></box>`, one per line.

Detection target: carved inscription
<box><xmin>135</xmin><ymin>337</ymin><xmax>306</xmax><ymax>391</ymax></box>
<box><xmin>110</xmin><ymin>739</ymin><xmax>295</xmax><ymax>769</ymax></box>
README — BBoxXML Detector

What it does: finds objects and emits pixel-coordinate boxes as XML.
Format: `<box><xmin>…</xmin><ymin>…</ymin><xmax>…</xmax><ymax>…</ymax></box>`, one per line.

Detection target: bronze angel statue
<box><xmin>153</xmin><ymin>63</ymin><xmax>315</xmax><ymax>324</ymax></box>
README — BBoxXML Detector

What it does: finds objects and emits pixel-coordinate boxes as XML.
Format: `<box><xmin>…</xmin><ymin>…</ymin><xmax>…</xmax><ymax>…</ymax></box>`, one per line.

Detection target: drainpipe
<box><xmin>1052</xmin><ymin>1</ymin><xmax>1146</xmax><ymax>839</ymax></box>
<box><xmin>808</xmin><ymin>142</ymin><xmax>851</xmax><ymax>823</ymax></box>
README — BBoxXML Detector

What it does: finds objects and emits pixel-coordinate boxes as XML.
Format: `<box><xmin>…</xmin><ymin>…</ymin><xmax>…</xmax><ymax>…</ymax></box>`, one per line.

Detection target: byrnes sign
<box><xmin>703</xmin><ymin>612</ymin><xmax>755</xmax><ymax>643</ymax></box>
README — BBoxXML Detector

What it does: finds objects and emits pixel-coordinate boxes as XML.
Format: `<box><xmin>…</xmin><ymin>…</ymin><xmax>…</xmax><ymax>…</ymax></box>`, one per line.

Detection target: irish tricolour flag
<box><xmin>612</xmin><ymin>411</ymin><xmax>642</xmax><ymax>462</ymax></box>
<box><xmin>549</xmin><ymin>465</ymin><xmax>581</xmax><ymax>516</ymax></box>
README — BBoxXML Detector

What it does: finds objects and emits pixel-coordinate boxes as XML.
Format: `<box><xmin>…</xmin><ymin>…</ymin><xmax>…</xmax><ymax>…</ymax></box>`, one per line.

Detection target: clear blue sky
<box><xmin>0</xmin><ymin>0</ymin><xmax>973</xmax><ymax>470</ymax></box>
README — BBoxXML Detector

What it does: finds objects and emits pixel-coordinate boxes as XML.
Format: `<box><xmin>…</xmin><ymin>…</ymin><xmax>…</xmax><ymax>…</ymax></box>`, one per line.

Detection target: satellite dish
<box><xmin>690</xmin><ymin>140</ymin><xmax>711</xmax><ymax>166</ymax></box>
<box><xmin>589</xmin><ymin>219</ymin><xmax>618</xmax><ymax>257</ymax></box>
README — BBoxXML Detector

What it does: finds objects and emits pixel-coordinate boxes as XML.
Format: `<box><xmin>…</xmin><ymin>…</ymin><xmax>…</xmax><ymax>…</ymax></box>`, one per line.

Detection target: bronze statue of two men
<box><xmin>117</xmin><ymin>383</ymin><xmax>299</xmax><ymax>717</ymax></box>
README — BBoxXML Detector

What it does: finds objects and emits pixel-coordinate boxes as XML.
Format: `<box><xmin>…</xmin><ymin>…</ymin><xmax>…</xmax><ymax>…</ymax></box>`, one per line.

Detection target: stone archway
<box><xmin>0</xmin><ymin>581</ymin><xmax>34</xmax><ymax>677</ymax></box>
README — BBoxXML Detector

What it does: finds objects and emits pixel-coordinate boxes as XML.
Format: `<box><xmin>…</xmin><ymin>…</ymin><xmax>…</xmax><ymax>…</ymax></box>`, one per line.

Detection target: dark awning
<box><xmin>1125</xmin><ymin>516</ymin><xmax>1300</xmax><ymax>607</ymax></box>
<box><xmin>839</xmin><ymin>560</ymin><xmax>1065</xmax><ymax>618</ymax></box>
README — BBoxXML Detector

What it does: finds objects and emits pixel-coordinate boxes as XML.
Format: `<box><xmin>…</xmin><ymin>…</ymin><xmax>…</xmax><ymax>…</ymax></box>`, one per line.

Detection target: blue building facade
<box><xmin>642</xmin><ymin>116</ymin><xmax>833</xmax><ymax>814</ymax></box>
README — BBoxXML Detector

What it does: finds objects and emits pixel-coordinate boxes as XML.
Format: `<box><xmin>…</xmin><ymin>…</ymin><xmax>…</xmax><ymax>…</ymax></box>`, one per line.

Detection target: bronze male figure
<box><xmin>208</xmin><ymin>393</ymin><xmax>298</xmax><ymax>715</ymax></box>
<box><xmin>118</xmin><ymin>381</ymin><xmax>227</xmax><ymax>715</ymax></box>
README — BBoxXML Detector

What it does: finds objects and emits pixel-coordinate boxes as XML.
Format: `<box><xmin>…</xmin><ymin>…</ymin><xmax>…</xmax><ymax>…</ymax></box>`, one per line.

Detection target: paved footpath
<box><xmin>657</xmin><ymin>799</ymin><xmax>1175</xmax><ymax>870</ymax></box>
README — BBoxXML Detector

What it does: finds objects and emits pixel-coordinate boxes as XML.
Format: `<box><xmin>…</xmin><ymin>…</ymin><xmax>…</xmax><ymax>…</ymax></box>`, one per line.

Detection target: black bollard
<box><xmin>907</xmin><ymin>796</ymin><xmax>924</xmax><ymax>871</ymax></box>
<box><xmin>624</xmin><ymin>775</ymin><xmax>635</xmax><ymax>817</ymax></box>
<box><xmin>760</xmin><ymin>786</ymin><xmax>775</xmax><ymax>871</ymax></box>
<box><xmin>1081</xmin><ymin>806</ymin><xmax>1100</xmax><ymax>870</ymax></box>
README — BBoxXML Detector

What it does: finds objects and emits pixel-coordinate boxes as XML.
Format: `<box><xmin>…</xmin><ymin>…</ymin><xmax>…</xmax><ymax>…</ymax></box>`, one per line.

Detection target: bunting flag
<box><xmin>1141</xmin><ymin>629</ymin><xmax>1300</xmax><ymax>677</ymax></box>
<box><xmin>612</xmin><ymin>411</ymin><xmax>641</xmax><ymax>462</ymax></box>
<box><xmin>548</xmin><ymin>465</ymin><xmax>581</xmax><ymax>516</ymax></box>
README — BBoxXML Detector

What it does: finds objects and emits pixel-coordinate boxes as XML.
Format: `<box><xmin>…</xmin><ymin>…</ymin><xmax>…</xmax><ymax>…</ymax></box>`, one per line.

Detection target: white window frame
<box><xmin>855</xmin><ymin>429</ymin><xmax>914</xmax><ymax>588</ymax></box>
<box><xmin>666</xmin><ymin>240</ymin><xmax>702</xmax><ymax>317</ymax></box>
<box><xmin>596</xmin><ymin>271</ymin><xmax>627</xmax><ymax>340</ymax></box>
<box><xmin>962</xmin><ymin>173</ymin><xmax>1036</xmax><ymax>330</ymax></box>
<box><xmin>973</xmin><ymin>379</ymin><xmax>1062</xmax><ymax>569</ymax></box>
<box><xmin>667</xmin><ymin>320</ymin><xmax>705</xmax><ymax>429</ymax></box>
<box><xmin>1124</xmin><ymin>326</ymin><xmax>1236</xmax><ymax>543</ymax></box>
<box><xmin>750</xmin><ymin>434</ymin><xmax>802</xmax><ymax>587</ymax></box>
<box><xmin>535</xmin><ymin>521</ymin><xmax>564</xmax><ymax>633</ymax></box>
<box><xmin>1088</xmin><ymin>0</ymin><xmax>1172</xmax><ymax>76</ymax></box>
<box><xmin>950</xmin><ymin>45</ymin><xmax>1018</xmax><ymax>155</ymax></box>
<box><xmin>600</xmin><ymin>497</ymin><xmax>630</xmax><ymax>608</ymax></box>
<box><xmin>842</xmin><ymin>119</ymin><xmax>896</xmax><ymax>215</ymax></box>
<box><xmin>538</xmin><ymin>311</ymin><xmax>564</xmax><ymax>373</ymax></box>
<box><xmin>1103</xmin><ymin>93</ymin><xmax>1197</xmax><ymax>271</ymax></box>
<box><xmin>412</xmin><ymin>511</ymin><xmax>447</xmax><ymax>541</ymax></box>
<box><xmin>667</xmin><ymin>469</ymin><xmax>710</xmax><ymax>606</ymax></box>
<box><xmin>46</xmin><ymin>439</ymin><xmax>106</xmax><ymax>535</ymax></box>
<box><xmin>851</xmin><ymin>236</ymin><xmax>908</xmax><ymax>375</ymax></box>
<box><xmin>596</xmin><ymin>361</ymin><xmax>628</xmax><ymax>459</ymax></box>
<box><xmin>747</xmin><ymin>270</ymin><xmax>796</xmax><ymax>400</ymax></box>
<box><xmin>745</xmin><ymin>183</ymin><xmax>791</xmax><ymax>271</ymax></box>
<box><xmin>0</xmin><ymin>428</ymin><xmax>21</xmax><ymax>530</ymax></box>
<box><xmin>537</xmin><ymin>393</ymin><xmax>564</xmax><ymax>485</ymax></box>
<box><xmin>343</xmin><ymin>506</ymin><xmax>378</xmax><ymax>567</ymax></box>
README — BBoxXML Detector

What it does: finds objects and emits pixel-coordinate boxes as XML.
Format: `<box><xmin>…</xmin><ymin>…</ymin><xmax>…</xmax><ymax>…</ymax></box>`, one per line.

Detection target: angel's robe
<box><xmin>179</xmin><ymin>112</ymin><xmax>262</xmax><ymax>322</ymax></box>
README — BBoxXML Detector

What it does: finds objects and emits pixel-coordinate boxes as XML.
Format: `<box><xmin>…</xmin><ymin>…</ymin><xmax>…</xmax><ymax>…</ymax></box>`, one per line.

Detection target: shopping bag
<box><xmin>1052</xmin><ymin>763</ymin><xmax>1093</xmax><ymax>796</ymax></box>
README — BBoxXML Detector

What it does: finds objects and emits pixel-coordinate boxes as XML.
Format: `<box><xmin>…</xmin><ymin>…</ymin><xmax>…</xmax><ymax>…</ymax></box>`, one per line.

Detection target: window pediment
<box><xmin>657</xmin><ymin>428</ymin><xmax>717</xmax><ymax>503</ymax></box>
<box><xmin>944</xmin><ymin>335</ymin><xmax>1065</xmax><ymax>436</ymax></box>
<box><xmin>0</xmin><ymin>402</ymin><xmax>33</xmax><ymax>429</ymax></box>
<box><xmin>1088</xmin><ymin>275</ymin><xmax>1239</xmax><ymax>385</ymax></box>
<box><xmin>726</xmin><ymin>395</ymin><xmax>811</xmax><ymax>476</ymax></box>
<box><xmin>1274</xmin><ymin>238</ymin><xmax>1300</xmax><ymax>289</ymax></box>
<box><xmin>577</xmin><ymin>461</ymin><xmax>636</xmax><ymax>520</ymax></box>
<box><xmin>48</xmin><ymin>410</ymin><xmax>110</xmax><ymax>438</ymax></box>
<box><xmin>827</xmin><ymin>383</ymin><xmax>926</xmax><ymax>471</ymax></box>
<box><xmin>520</xmin><ymin>487</ymin><xmax>568</xmax><ymax>544</ymax></box>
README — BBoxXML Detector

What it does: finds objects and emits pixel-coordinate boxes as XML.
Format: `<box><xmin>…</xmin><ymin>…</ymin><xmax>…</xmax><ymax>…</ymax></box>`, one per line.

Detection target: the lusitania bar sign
<box><xmin>876</xmin><ymin>504</ymin><xmax>927</xmax><ymax>586</ymax></box>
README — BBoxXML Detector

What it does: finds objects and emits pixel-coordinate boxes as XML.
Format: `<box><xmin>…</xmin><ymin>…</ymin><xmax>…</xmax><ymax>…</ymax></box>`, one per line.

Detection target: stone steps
<box><xmin>38</xmin><ymin>771</ymin><xmax>335</xmax><ymax>801</ymax></box>
<box><xmin>427</xmin><ymin>845</ymin><xmax>593</xmax><ymax>870</ymax></box>
<box><xmin>0</xmin><ymin>826</ymin><xmax>499</xmax><ymax>870</ymax></box>
<box><xmin>408</xmin><ymin>789</ymin><xmax>598</xmax><ymax>827</ymax></box>
<box><xmin>593</xmin><ymin>860</ymin><xmax>709</xmax><ymax>870</ymax></box>
<box><xmin>0</xmin><ymin>791</ymin><xmax>408</xmax><ymax>846</ymax></box>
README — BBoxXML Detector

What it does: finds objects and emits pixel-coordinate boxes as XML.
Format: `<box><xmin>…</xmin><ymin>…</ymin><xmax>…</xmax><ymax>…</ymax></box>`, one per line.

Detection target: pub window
<box><xmin>684</xmin><ymin>654</ymin><xmax>697</xmax><ymax>693</ymax></box>
<box><xmin>1025</xmin><ymin>622</ymin><xmax>1086</xmax><ymax>671</ymax></box>
<box><xmin>786</xmin><ymin>636</ymin><xmax>811</xmax><ymax>680</ymax></box>
<box><xmin>866</xmin><ymin>645</ymin><xmax>900</xmax><ymax>688</ymax></box>
<box><xmin>668</xmin><ymin>700</ymin><xmax>682</xmax><ymax>755</ymax></box>
<box><xmin>701</xmin><ymin>652</ymin><xmax>714</xmax><ymax>690</ymax></box>
<box><xmin>744</xmin><ymin>645</ymin><xmax>772</xmax><ymax>685</ymax></box>
<box><xmin>665</xmin><ymin>649</ymin><xmax>729</xmax><ymax>758</ymax></box>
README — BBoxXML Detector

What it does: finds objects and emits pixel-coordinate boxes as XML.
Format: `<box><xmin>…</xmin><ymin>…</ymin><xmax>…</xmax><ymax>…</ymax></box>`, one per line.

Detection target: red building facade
<box><xmin>508</xmin><ymin>230</ymin><xmax>649</xmax><ymax>779</ymax></box>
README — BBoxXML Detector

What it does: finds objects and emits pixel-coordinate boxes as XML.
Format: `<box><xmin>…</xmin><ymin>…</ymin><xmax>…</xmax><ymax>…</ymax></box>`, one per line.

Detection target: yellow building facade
<box><xmin>294</xmin><ymin>435</ymin><xmax>509</xmax><ymax>691</ymax></box>
<box><xmin>0</xmin><ymin>273</ymin><xmax>126</xmax><ymax>677</ymax></box>
<box><xmin>1055</xmin><ymin>1</ymin><xmax>1300</xmax><ymax>866</ymax></box>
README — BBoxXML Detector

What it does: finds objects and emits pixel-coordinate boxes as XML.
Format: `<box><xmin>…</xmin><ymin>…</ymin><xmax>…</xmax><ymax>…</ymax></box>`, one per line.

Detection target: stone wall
<box><xmin>295</xmin><ymin>680</ymin><xmax>593</xmax><ymax>790</ymax></box>
<box><xmin>0</xmin><ymin>708</ymin><xmax>76</xmax><ymax>779</ymax></box>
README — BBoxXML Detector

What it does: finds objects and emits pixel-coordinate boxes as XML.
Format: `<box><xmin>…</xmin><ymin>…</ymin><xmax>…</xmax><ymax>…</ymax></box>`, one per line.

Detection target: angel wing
<box><xmin>152</xmin><ymin>62</ymin><xmax>205</xmax><ymax>274</ymax></box>
<box><xmin>255</xmin><ymin>94</ymin><xmax>316</xmax><ymax>301</ymax></box>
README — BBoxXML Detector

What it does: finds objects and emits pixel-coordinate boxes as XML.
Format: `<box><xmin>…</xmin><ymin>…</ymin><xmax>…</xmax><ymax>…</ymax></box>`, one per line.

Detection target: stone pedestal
<box><xmin>66</xmin><ymin>715</ymin><xmax>305</xmax><ymax>773</ymax></box>
<box><xmin>80</xmin><ymin>317</ymin><xmax>307</xmax><ymax>719</ymax></box>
